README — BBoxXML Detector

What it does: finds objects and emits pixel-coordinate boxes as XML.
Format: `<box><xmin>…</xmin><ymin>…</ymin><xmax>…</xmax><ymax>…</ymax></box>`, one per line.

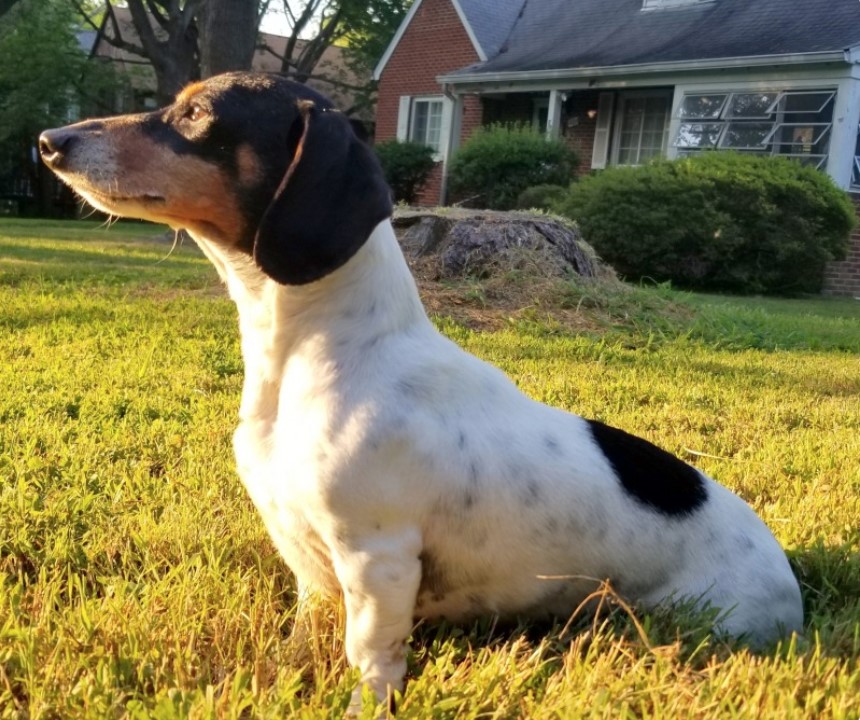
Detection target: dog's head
<box><xmin>39</xmin><ymin>72</ymin><xmax>392</xmax><ymax>285</ymax></box>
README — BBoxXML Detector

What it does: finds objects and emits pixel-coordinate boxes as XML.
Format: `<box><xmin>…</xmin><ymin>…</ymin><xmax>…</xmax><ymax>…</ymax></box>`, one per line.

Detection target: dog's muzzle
<box><xmin>39</xmin><ymin>128</ymin><xmax>76</xmax><ymax>169</ymax></box>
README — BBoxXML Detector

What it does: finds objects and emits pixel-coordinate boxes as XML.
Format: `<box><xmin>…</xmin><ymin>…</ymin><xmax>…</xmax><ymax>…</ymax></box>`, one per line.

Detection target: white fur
<box><xmin>190</xmin><ymin>220</ymin><xmax>802</xmax><ymax>704</ymax></box>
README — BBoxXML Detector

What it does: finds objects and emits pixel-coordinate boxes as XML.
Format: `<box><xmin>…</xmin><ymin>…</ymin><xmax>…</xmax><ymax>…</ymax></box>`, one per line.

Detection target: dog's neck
<box><xmin>189</xmin><ymin>219</ymin><xmax>428</xmax><ymax>423</ymax></box>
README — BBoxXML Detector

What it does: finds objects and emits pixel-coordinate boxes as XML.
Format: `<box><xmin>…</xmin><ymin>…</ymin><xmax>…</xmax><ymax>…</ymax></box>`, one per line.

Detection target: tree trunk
<box><xmin>199</xmin><ymin>0</ymin><xmax>258</xmax><ymax>78</ymax></box>
<box><xmin>154</xmin><ymin>32</ymin><xmax>200</xmax><ymax>105</ymax></box>
<box><xmin>123</xmin><ymin>0</ymin><xmax>202</xmax><ymax>106</ymax></box>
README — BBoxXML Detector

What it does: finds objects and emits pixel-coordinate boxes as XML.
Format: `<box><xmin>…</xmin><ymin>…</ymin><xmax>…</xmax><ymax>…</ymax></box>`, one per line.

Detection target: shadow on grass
<box><xmin>401</xmin><ymin>541</ymin><xmax>860</xmax><ymax>684</ymax></box>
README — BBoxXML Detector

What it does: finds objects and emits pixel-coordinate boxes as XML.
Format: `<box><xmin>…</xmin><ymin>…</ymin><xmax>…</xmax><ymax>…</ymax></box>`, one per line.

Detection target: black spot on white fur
<box><xmin>544</xmin><ymin>435</ymin><xmax>562</xmax><ymax>456</ymax></box>
<box><xmin>587</xmin><ymin>420</ymin><xmax>707</xmax><ymax>516</ymax></box>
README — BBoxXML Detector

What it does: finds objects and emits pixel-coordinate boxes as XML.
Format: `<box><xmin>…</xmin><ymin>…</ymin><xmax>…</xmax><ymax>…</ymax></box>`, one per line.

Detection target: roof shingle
<box><xmin>454</xmin><ymin>0</ymin><xmax>860</xmax><ymax>75</ymax></box>
<box><xmin>457</xmin><ymin>0</ymin><xmax>524</xmax><ymax>59</ymax></box>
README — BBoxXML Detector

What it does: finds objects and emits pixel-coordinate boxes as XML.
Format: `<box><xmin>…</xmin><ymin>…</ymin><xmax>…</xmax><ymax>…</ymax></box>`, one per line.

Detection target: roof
<box><xmin>374</xmin><ymin>0</ymin><xmax>522</xmax><ymax>79</ymax></box>
<box><xmin>456</xmin><ymin>0</ymin><xmax>523</xmax><ymax>59</ymax></box>
<box><xmin>448</xmin><ymin>0</ymin><xmax>860</xmax><ymax>77</ymax></box>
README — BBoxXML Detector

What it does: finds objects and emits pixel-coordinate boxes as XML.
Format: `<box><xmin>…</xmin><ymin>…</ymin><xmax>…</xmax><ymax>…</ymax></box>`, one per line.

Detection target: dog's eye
<box><xmin>184</xmin><ymin>104</ymin><xmax>209</xmax><ymax>123</ymax></box>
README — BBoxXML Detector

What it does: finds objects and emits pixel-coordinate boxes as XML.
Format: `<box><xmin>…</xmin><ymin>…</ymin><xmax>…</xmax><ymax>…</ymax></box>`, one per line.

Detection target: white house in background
<box><xmin>373</xmin><ymin>0</ymin><xmax>860</xmax><ymax>294</ymax></box>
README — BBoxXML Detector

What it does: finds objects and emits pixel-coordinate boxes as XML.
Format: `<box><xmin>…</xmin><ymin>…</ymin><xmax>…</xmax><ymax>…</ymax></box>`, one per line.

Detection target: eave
<box><xmin>438</xmin><ymin>49</ymin><xmax>857</xmax><ymax>90</ymax></box>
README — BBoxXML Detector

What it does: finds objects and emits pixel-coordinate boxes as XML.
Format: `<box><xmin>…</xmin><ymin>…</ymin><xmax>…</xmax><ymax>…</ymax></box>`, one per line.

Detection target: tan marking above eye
<box><xmin>176</xmin><ymin>81</ymin><xmax>207</xmax><ymax>104</ymax></box>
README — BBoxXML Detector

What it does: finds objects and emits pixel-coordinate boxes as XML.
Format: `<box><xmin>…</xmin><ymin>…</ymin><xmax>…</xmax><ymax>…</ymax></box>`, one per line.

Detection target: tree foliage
<box><xmin>73</xmin><ymin>0</ymin><xmax>206</xmax><ymax>105</ymax></box>
<box><xmin>0</xmin><ymin>0</ymin><xmax>120</xmax><ymax>213</ymax></box>
<box><xmin>261</xmin><ymin>0</ymin><xmax>411</xmax><ymax>116</ymax></box>
<box><xmin>71</xmin><ymin>1</ymin><xmax>412</xmax><ymax>110</ymax></box>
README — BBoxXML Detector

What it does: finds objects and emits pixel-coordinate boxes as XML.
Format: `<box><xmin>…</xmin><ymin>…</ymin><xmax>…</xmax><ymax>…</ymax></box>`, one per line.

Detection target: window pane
<box><xmin>410</xmin><ymin>102</ymin><xmax>429</xmax><ymax>144</ymax></box>
<box><xmin>719</xmin><ymin>122</ymin><xmax>773</xmax><ymax>149</ymax></box>
<box><xmin>679</xmin><ymin>94</ymin><xmax>727</xmax><ymax>119</ymax></box>
<box><xmin>765</xmin><ymin>123</ymin><xmax>831</xmax><ymax>150</ymax></box>
<box><xmin>769</xmin><ymin>91</ymin><xmax>835</xmax><ymax>115</ymax></box>
<box><xmin>674</xmin><ymin>122</ymin><xmax>723</xmax><ymax>148</ymax></box>
<box><xmin>426</xmin><ymin>102</ymin><xmax>443</xmax><ymax>150</ymax></box>
<box><xmin>409</xmin><ymin>100</ymin><xmax>444</xmax><ymax>152</ymax></box>
<box><xmin>853</xmin><ymin>126</ymin><xmax>860</xmax><ymax>188</ymax></box>
<box><xmin>726</xmin><ymin>93</ymin><xmax>778</xmax><ymax>119</ymax></box>
<box><xmin>615</xmin><ymin>95</ymin><xmax>669</xmax><ymax>165</ymax></box>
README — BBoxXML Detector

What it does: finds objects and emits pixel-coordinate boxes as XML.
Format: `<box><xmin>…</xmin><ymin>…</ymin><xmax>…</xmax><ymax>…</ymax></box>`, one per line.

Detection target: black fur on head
<box><xmin>252</xmin><ymin>87</ymin><xmax>392</xmax><ymax>285</ymax></box>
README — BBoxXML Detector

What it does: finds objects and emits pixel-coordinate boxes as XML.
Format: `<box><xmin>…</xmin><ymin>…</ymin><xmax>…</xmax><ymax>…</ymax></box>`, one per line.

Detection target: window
<box><xmin>532</xmin><ymin>98</ymin><xmax>549</xmax><ymax>133</ymax></box>
<box><xmin>396</xmin><ymin>95</ymin><xmax>451</xmax><ymax>160</ymax></box>
<box><xmin>611</xmin><ymin>92</ymin><xmax>671</xmax><ymax>166</ymax></box>
<box><xmin>409</xmin><ymin>99</ymin><xmax>444</xmax><ymax>152</ymax></box>
<box><xmin>674</xmin><ymin>89</ymin><xmax>835</xmax><ymax>168</ymax></box>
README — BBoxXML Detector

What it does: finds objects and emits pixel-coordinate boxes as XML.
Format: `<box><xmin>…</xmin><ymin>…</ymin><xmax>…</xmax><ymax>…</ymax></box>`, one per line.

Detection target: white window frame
<box><xmin>395</xmin><ymin>95</ymin><xmax>452</xmax><ymax>162</ymax></box>
<box><xmin>609</xmin><ymin>90</ymin><xmax>672</xmax><ymax>167</ymax></box>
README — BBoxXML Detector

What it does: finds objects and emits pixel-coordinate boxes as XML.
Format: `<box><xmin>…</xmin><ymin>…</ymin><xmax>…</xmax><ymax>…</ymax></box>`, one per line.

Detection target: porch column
<box><xmin>440</xmin><ymin>93</ymin><xmax>464</xmax><ymax>205</ymax></box>
<box><xmin>826</xmin><ymin>72</ymin><xmax>860</xmax><ymax>189</ymax></box>
<box><xmin>546</xmin><ymin>89</ymin><xmax>563</xmax><ymax>140</ymax></box>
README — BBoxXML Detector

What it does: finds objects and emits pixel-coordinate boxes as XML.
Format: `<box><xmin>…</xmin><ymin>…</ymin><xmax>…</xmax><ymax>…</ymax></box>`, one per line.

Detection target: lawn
<box><xmin>0</xmin><ymin>219</ymin><xmax>858</xmax><ymax>719</ymax></box>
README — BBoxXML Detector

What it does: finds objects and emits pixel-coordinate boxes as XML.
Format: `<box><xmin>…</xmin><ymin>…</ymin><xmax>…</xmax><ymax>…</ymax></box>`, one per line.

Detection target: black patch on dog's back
<box><xmin>587</xmin><ymin>420</ymin><xmax>707</xmax><ymax>516</ymax></box>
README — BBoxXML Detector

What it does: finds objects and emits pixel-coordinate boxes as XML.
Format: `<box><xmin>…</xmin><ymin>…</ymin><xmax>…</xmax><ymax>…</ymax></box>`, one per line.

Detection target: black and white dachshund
<box><xmin>40</xmin><ymin>72</ymin><xmax>803</xmax><ymax>710</ymax></box>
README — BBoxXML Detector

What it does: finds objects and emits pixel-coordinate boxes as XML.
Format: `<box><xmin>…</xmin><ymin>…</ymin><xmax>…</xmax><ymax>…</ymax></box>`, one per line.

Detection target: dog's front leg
<box><xmin>333</xmin><ymin>528</ymin><xmax>422</xmax><ymax>713</ymax></box>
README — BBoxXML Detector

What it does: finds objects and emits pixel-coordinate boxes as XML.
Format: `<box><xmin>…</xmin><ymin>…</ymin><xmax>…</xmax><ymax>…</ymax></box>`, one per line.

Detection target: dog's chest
<box><xmin>233</xmin><ymin>419</ymin><xmax>340</xmax><ymax>594</ymax></box>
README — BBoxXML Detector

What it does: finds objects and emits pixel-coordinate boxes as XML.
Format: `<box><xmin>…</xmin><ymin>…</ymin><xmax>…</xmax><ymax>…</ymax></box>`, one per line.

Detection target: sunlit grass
<box><xmin>1</xmin><ymin>219</ymin><xmax>858</xmax><ymax>718</ymax></box>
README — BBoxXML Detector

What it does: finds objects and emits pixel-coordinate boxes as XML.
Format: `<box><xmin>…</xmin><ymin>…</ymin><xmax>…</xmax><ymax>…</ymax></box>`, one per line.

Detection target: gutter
<box><xmin>438</xmin><ymin>50</ymin><xmax>851</xmax><ymax>87</ymax></box>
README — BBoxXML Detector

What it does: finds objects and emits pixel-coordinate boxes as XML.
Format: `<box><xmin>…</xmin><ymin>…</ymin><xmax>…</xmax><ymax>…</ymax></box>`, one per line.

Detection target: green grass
<box><xmin>1</xmin><ymin>219</ymin><xmax>859</xmax><ymax>719</ymax></box>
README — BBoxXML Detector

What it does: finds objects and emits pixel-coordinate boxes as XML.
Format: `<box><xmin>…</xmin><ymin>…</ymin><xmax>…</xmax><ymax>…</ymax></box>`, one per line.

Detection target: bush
<box><xmin>556</xmin><ymin>152</ymin><xmax>855</xmax><ymax>294</ymax></box>
<box><xmin>515</xmin><ymin>184</ymin><xmax>569</xmax><ymax>211</ymax></box>
<box><xmin>448</xmin><ymin>124</ymin><xmax>577</xmax><ymax>210</ymax></box>
<box><xmin>374</xmin><ymin>140</ymin><xmax>436</xmax><ymax>204</ymax></box>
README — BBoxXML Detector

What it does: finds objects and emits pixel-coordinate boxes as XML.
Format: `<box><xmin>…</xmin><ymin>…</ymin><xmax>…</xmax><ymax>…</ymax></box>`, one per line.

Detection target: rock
<box><xmin>392</xmin><ymin>207</ymin><xmax>607</xmax><ymax>281</ymax></box>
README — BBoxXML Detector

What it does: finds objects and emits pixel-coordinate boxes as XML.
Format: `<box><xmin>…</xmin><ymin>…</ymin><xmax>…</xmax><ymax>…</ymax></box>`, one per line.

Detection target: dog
<box><xmin>40</xmin><ymin>71</ymin><xmax>803</xmax><ymax>710</ymax></box>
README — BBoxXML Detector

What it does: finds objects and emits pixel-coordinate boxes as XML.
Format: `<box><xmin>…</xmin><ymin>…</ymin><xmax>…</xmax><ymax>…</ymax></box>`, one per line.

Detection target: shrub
<box><xmin>556</xmin><ymin>152</ymin><xmax>855</xmax><ymax>294</ymax></box>
<box><xmin>448</xmin><ymin>124</ymin><xmax>577</xmax><ymax>210</ymax></box>
<box><xmin>515</xmin><ymin>184</ymin><xmax>568</xmax><ymax>211</ymax></box>
<box><xmin>374</xmin><ymin>140</ymin><xmax>436</xmax><ymax>204</ymax></box>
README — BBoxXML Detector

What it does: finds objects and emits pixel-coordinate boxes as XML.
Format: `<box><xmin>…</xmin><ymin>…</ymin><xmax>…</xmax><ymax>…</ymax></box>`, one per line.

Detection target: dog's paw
<box><xmin>346</xmin><ymin>681</ymin><xmax>397</xmax><ymax>718</ymax></box>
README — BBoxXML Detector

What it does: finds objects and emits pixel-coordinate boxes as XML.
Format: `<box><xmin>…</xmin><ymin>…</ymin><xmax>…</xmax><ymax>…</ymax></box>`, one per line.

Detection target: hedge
<box><xmin>554</xmin><ymin>152</ymin><xmax>855</xmax><ymax>294</ymax></box>
<box><xmin>375</xmin><ymin>140</ymin><xmax>436</xmax><ymax>204</ymax></box>
<box><xmin>448</xmin><ymin>124</ymin><xmax>577</xmax><ymax>211</ymax></box>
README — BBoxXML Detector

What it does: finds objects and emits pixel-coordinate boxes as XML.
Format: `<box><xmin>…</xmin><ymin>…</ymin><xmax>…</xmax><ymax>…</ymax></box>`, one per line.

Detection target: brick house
<box><xmin>374</xmin><ymin>0</ymin><xmax>860</xmax><ymax>295</ymax></box>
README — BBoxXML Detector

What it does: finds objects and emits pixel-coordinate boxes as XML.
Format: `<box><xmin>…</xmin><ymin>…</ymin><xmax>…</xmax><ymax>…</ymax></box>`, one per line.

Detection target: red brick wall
<box><xmin>376</xmin><ymin>0</ymin><xmax>482</xmax><ymax>205</ymax></box>
<box><xmin>823</xmin><ymin>193</ymin><xmax>860</xmax><ymax>296</ymax></box>
<box><xmin>562</xmin><ymin>90</ymin><xmax>600</xmax><ymax>177</ymax></box>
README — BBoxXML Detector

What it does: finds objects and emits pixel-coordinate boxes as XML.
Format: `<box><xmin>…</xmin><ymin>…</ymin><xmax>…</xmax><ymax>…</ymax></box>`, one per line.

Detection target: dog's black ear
<box><xmin>253</xmin><ymin>101</ymin><xmax>393</xmax><ymax>285</ymax></box>
<box><xmin>348</xmin><ymin>118</ymin><xmax>371</xmax><ymax>145</ymax></box>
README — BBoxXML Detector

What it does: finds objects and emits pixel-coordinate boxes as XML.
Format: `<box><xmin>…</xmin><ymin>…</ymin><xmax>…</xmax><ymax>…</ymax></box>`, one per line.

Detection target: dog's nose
<box><xmin>39</xmin><ymin>128</ymin><xmax>77</xmax><ymax>168</ymax></box>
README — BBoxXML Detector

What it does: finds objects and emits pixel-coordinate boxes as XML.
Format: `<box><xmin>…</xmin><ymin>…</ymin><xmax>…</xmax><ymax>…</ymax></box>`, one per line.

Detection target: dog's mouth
<box><xmin>85</xmin><ymin>188</ymin><xmax>166</xmax><ymax>205</ymax></box>
<box><xmin>74</xmin><ymin>185</ymin><xmax>166</xmax><ymax>215</ymax></box>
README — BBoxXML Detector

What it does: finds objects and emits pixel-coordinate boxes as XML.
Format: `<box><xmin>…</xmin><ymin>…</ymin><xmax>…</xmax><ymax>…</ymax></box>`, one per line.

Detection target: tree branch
<box><xmin>125</xmin><ymin>0</ymin><xmax>166</xmax><ymax>64</ymax></box>
<box><xmin>86</xmin><ymin>1</ymin><xmax>149</xmax><ymax>59</ymax></box>
<box><xmin>144</xmin><ymin>0</ymin><xmax>170</xmax><ymax>31</ymax></box>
